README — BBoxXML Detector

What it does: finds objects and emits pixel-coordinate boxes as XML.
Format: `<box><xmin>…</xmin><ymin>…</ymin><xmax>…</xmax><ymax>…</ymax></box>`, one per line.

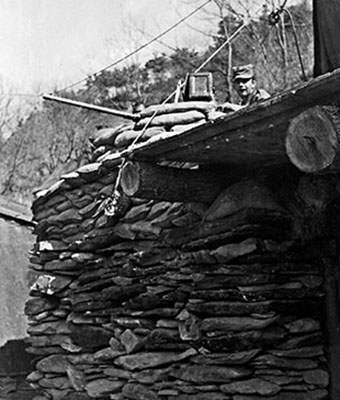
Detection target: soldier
<box><xmin>217</xmin><ymin>64</ymin><xmax>270</xmax><ymax>112</ymax></box>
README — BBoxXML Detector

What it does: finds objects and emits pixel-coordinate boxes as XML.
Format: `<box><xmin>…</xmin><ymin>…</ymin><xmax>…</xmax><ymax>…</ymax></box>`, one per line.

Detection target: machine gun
<box><xmin>42</xmin><ymin>94</ymin><xmax>140</xmax><ymax>121</ymax></box>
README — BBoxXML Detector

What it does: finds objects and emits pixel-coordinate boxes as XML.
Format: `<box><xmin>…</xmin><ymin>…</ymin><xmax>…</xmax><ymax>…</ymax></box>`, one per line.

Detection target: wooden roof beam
<box><xmin>120</xmin><ymin>161</ymin><xmax>237</xmax><ymax>204</ymax></box>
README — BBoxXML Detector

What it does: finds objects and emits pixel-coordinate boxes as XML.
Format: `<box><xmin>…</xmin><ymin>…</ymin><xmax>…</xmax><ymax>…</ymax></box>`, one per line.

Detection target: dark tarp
<box><xmin>314</xmin><ymin>0</ymin><xmax>340</xmax><ymax>76</ymax></box>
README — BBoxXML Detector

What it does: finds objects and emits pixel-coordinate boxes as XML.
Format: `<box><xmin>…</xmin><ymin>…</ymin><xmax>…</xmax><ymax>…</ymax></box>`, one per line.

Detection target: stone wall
<box><xmin>25</xmin><ymin>157</ymin><xmax>329</xmax><ymax>400</ymax></box>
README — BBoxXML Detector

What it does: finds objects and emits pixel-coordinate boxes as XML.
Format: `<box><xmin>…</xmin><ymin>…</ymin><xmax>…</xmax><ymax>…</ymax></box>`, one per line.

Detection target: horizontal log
<box><xmin>120</xmin><ymin>161</ymin><xmax>233</xmax><ymax>203</ymax></box>
<box><xmin>286</xmin><ymin>106</ymin><xmax>340</xmax><ymax>173</ymax></box>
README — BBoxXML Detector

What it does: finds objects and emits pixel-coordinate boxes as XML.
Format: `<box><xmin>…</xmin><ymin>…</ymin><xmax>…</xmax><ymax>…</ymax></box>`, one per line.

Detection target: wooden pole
<box><xmin>42</xmin><ymin>94</ymin><xmax>139</xmax><ymax>121</ymax></box>
<box><xmin>120</xmin><ymin>161</ymin><xmax>230</xmax><ymax>204</ymax></box>
<box><xmin>286</xmin><ymin>106</ymin><xmax>340</xmax><ymax>173</ymax></box>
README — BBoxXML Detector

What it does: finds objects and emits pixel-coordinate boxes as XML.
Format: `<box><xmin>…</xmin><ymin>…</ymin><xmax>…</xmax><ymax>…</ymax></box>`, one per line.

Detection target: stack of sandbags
<box><xmin>89</xmin><ymin>101</ymin><xmax>219</xmax><ymax>161</ymax></box>
<box><xmin>26</xmin><ymin>160</ymin><xmax>329</xmax><ymax>400</ymax></box>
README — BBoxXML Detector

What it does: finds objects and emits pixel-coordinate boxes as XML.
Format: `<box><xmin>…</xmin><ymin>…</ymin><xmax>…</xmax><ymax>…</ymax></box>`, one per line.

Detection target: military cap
<box><xmin>232</xmin><ymin>64</ymin><xmax>255</xmax><ymax>81</ymax></box>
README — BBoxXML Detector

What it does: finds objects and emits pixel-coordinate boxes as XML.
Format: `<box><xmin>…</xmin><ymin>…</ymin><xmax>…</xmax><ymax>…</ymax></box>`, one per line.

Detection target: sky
<box><xmin>0</xmin><ymin>0</ymin><xmax>309</xmax><ymax>95</ymax></box>
<box><xmin>0</xmin><ymin>0</ymin><xmax>217</xmax><ymax>94</ymax></box>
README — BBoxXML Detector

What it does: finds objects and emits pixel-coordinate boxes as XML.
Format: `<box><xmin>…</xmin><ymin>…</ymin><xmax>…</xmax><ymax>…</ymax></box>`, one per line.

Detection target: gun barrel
<box><xmin>43</xmin><ymin>94</ymin><xmax>139</xmax><ymax>121</ymax></box>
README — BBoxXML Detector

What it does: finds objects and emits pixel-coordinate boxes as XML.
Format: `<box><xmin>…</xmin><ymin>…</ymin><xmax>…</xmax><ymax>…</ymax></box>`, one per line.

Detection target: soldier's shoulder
<box><xmin>257</xmin><ymin>88</ymin><xmax>271</xmax><ymax>100</ymax></box>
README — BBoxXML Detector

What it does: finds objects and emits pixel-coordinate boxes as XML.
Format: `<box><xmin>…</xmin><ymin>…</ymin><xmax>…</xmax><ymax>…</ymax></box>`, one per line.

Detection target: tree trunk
<box><xmin>286</xmin><ymin>106</ymin><xmax>340</xmax><ymax>173</ymax></box>
<box><xmin>120</xmin><ymin>161</ymin><xmax>230</xmax><ymax>204</ymax></box>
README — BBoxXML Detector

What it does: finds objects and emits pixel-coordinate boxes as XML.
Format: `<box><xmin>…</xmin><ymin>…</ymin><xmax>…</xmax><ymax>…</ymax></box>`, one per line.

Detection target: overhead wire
<box><xmin>56</xmin><ymin>0</ymin><xmax>212</xmax><ymax>94</ymax></box>
<box><xmin>124</xmin><ymin>0</ymin><xmax>296</xmax><ymax>153</ymax></box>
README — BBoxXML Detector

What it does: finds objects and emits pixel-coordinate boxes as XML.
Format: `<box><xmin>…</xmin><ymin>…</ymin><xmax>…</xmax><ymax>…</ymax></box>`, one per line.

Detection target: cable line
<box><xmin>58</xmin><ymin>0</ymin><xmax>212</xmax><ymax>93</ymax></box>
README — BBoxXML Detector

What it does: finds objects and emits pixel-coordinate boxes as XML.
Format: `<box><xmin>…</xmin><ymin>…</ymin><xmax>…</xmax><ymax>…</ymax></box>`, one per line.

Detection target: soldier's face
<box><xmin>234</xmin><ymin>78</ymin><xmax>256</xmax><ymax>99</ymax></box>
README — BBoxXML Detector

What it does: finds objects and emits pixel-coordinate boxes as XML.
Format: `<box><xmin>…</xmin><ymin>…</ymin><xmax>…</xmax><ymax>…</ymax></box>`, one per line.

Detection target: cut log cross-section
<box><xmin>120</xmin><ymin>161</ymin><xmax>230</xmax><ymax>203</ymax></box>
<box><xmin>286</xmin><ymin>106</ymin><xmax>340</xmax><ymax>173</ymax></box>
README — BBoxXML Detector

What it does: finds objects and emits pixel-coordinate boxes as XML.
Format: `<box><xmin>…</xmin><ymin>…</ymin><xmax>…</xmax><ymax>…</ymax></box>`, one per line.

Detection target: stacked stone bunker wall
<box><xmin>25</xmin><ymin>155</ymin><xmax>330</xmax><ymax>400</ymax></box>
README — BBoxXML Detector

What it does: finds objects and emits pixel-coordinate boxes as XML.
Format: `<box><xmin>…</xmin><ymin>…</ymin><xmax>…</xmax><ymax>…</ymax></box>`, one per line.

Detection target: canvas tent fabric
<box><xmin>314</xmin><ymin>0</ymin><xmax>340</xmax><ymax>76</ymax></box>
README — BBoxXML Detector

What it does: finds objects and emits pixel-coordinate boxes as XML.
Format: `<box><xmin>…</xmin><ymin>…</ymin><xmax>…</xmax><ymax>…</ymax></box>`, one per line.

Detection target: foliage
<box><xmin>0</xmin><ymin>0</ymin><xmax>313</xmax><ymax>204</ymax></box>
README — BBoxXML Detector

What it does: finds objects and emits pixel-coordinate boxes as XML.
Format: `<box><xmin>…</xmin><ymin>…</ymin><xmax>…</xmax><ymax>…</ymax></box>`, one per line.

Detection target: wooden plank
<box><xmin>123</xmin><ymin>67</ymin><xmax>340</xmax><ymax>167</ymax></box>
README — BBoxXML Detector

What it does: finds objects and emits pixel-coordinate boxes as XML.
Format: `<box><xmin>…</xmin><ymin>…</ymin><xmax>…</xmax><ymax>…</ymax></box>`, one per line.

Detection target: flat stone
<box><xmin>258</xmin><ymin>375</ymin><xmax>303</xmax><ymax>385</ymax></box>
<box><xmin>282</xmin><ymin>384</ymin><xmax>309</xmax><ymax>391</ymax></box>
<box><xmin>114</xmin><ymin>348</ymin><xmax>196</xmax><ymax>371</ymax></box>
<box><xmin>28</xmin><ymin>321</ymin><xmax>71</xmax><ymax>336</ymax></box>
<box><xmin>133</xmin><ymin>367</ymin><xmax>172</xmax><ymax>384</ymax></box>
<box><xmin>187</xmin><ymin>300</ymin><xmax>277</xmax><ymax>316</ymax></box>
<box><xmin>28</xmin><ymin>334</ymin><xmax>70</xmax><ymax>347</ymax></box>
<box><xmin>63</xmin><ymin>393</ymin><xmax>91</xmax><ymax>400</ymax></box>
<box><xmin>221</xmin><ymin>378</ymin><xmax>280</xmax><ymax>396</ymax></box>
<box><xmin>103</xmin><ymin>367</ymin><xmax>132</xmax><ymax>380</ymax></box>
<box><xmin>27</xmin><ymin>370</ymin><xmax>44</xmax><ymax>382</ymax></box>
<box><xmin>66</xmin><ymin>365</ymin><xmax>86</xmax><ymax>391</ymax></box>
<box><xmin>36</xmin><ymin>355</ymin><xmax>70</xmax><ymax>373</ymax></box>
<box><xmin>70</xmin><ymin>324</ymin><xmax>112</xmax><ymax>348</ymax></box>
<box><xmin>268</xmin><ymin>345</ymin><xmax>324</xmax><ymax>358</ymax></box>
<box><xmin>233</xmin><ymin>388</ymin><xmax>328</xmax><ymax>400</ymax></box>
<box><xmin>122</xmin><ymin>204</ymin><xmax>150</xmax><ymax>222</ymax></box>
<box><xmin>192</xmin><ymin>349</ymin><xmax>261</xmax><ymax>365</ymax></box>
<box><xmin>44</xmin><ymin>259</ymin><xmax>79</xmax><ymax>272</ymax></box>
<box><xmin>252</xmin><ymin>354</ymin><xmax>318</xmax><ymax>370</ymax></box>
<box><xmin>156</xmin><ymin>319</ymin><xmax>179</xmax><ymax>328</ymax></box>
<box><xmin>211</xmin><ymin>238</ymin><xmax>257</xmax><ymax>263</ymax></box>
<box><xmin>201</xmin><ymin>316</ymin><xmax>277</xmax><ymax>332</ymax></box>
<box><xmin>158</xmin><ymin>389</ymin><xmax>179</xmax><ymax>396</ymax></box>
<box><xmin>26</xmin><ymin>345</ymin><xmax>65</xmax><ymax>356</ymax></box>
<box><xmin>110</xmin><ymin>337</ymin><xmax>125</xmax><ymax>351</ymax></box>
<box><xmin>44</xmin><ymin>388</ymin><xmax>72</xmax><ymax>400</ymax></box>
<box><xmin>278</xmin><ymin>332</ymin><xmax>322</xmax><ymax>350</ymax></box>
<box><xmin>30</xmin><ymin>275</ymin><xmax>72</xmax><ymax>295</ymax></box>
<box><xmin>284</xmin><ymin>318</ymin><xmax>320</xmax><ymax>333</ymax></box>
<box><xmin>47</xmin><ymin>208</ymin><xmax>83</xmax><ymax>225</ymax></box>
<box><xmin>85</xmin><ymin>379</ymin><xmax>124</xmax><ymax>398</ymax></box>
<box><xmin>170</xmin><ymin>365</ymin><xmax>252</xmax><ymax>383</ymax></box>
<box><xmin>94</xmin><ymin>347</ymin><xmax>124</xmax><ymax>361</ymax></box>
<box><xmin>37</xmin><ymin>240</ymin><xmax>69</xmax><ymax>251</ymax></box>
<box><xmin>122</xmin><ymin>383</ymin><xmax>159</xmax><ymax>400</ymax></box>
<box><xmin>168</xmin><ymin>393</ymin><xmax>230</xmax><ymax>400</ymax></box>
<box><xmin>200</xmin><ymin>327</ymin><xmax>287</xmax><ymax>353</ymax></box>
<box><xmin>297</xmin><ymin>275</ymin><xmax>323</xmax><ymax>288</ymax></box>
<box><xmin>303</xmin><ymin>369</ymin><xmax>329</xmax><ymax>387</ymax></box>
<box><xmin>102</xmin><ymin>284</ymin><xmax>145</xmax><ymax>303</ymax></box>
<box><xmin>25</xmin><ymin>297</ymin><xmax>59</xmax><ymax>316</ymax></box>
<box><xmin>67</xmin><ymin>353</ymin><xmax>97</xmax><ymax>365</ymax></box>
<box><xmin>120</xmin><ymin>329</ymin><xmax>144</xmax><ymax>354</ymax></box>
<box><xmin>178</xmin><ymin>310</ymin><xmax>202</xmax><ymax>341</ymax></box>
<box><xmin>39</xmin><ymin>376</ymin><xmax>71</xmax><ymax>390</ymax></box>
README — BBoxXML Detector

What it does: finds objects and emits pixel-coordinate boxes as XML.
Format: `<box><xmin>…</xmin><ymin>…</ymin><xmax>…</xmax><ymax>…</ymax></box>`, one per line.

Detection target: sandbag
<box><xmin>91</xmin><ymin>145</ymin><xmax>110</xmax><ymax>161</ymax></box>
<box><xmin>140</xmin><ymin>101</ymin><xmax>216</xmax><ymax>118</ymax></box>
<box><xmin>114</xmin><ymin>127</ymin><xmax>165</xmax><ymax>148</ymax></box>
<box><xmin>204</xmin><ymin>179</ymin><xmax>284</xmax><ymax>222</ymax></box>
<box><xmin>170</xmin><ymin>120</ymin><xmax>206</xmax><ymax>133</ymax></box>
<box><xmin>90</xmin><ymin>123</ymin><xmax>134</xmax><ymax>147</ymax></box>
<box><xmin>135</xmin><ymin>110</ymin><xmax>206</xmax><ymax>130</ymax></box>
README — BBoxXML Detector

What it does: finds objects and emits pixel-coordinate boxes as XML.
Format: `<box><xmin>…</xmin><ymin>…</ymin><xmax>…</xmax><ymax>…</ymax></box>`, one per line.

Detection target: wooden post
<box><xmin>120</xmin><ymin>161</ymin><xmax>231</xmax><ymax>204</ymax></box>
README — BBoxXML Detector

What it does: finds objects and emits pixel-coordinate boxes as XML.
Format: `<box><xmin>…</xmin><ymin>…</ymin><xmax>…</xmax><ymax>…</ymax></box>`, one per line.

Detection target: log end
<box><xmin>286</xmin><ymin>106</ymin><xmax>339</xmax><ymax>173</ymax></box>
